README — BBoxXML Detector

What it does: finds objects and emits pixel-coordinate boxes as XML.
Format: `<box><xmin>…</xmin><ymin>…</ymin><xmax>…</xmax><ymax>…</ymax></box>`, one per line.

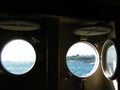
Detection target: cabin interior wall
<box><xmin>0</xmin><ymin>16</ymin><xmax>47</xmax><ymax>90</ymax></box>
<box><xmin>59</xmin><ymin>22</ymin><xmax>81</xmax><ymax>90</ymax></box>
<box><xmin>0</xmin><ymin>13</ymin><xmax>117</xmax><ymax>90</ymax></box>
<box><xmin>58</xmin><ymin>17</ymin><xmax>117</xmax><ymax>90</ymax></box>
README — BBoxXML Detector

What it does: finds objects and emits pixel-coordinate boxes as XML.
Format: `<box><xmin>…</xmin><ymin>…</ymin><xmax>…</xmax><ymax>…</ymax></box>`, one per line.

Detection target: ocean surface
<box><xmin>67</xmin><ymin>60</ymin><xmax>95</xmax><ymax>77</ymax></box>
<box><xmin>2</xmin><ymin>60</ymin><xmax>94</xmax><ymax>76</ymax></box>
<box><xmin>2</xmin><ymin>61</ymin><xmax>34</xmax><ymax>75</ymax></box>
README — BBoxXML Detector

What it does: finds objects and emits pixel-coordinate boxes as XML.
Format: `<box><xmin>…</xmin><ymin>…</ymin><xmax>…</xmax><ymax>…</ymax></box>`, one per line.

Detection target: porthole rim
<box><xmin>101</xmin><ymin>38</ymin><xmax>119</xmax><ymax>80</ymax></box>
<box><xmin>66</xmin><ymin>41</ymin><xmax>100</xmax><ymax>78</ymax></box>
<box><xmin>0</xmin><ymin>37</ymin><xmax>37</xmax><ymax>76</ymax></box>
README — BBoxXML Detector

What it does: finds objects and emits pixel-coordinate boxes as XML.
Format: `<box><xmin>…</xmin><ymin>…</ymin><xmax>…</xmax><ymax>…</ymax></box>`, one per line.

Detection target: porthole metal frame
<box><xmin>101</xmin><ymin>38</ymin><xmax>119</xmax><ymax>80</ymax></box>
<box><xmin>0</xmin><ymin>37</ymin><xmax>37</xmax><ymax>76</ymax></box>
<box><xmin>66</xmin><ymin>41</ymin><xmax>99</xmax><ymax>79</ymax></box>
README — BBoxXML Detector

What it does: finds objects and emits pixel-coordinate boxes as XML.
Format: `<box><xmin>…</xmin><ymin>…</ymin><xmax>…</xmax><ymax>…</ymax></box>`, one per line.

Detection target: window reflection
<box><xmin>112</xmin><ymin>80</ymin><xmax>118</xmax><ymax>90</ymax></box>
<box><xmin>101</xmin><ymin>39</ymin><xmax>118</xmax><ymax>80</ymax></box>
<box><xmin>106</xmin><ymin>45</ymin><xmax>117</xmax><ymax>77</ymax></box>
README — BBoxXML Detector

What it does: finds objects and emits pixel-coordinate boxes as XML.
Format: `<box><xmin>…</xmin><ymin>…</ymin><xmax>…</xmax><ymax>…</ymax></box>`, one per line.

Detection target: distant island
<box><xmin>66</xmin><ymin>54</ymin><xmax>95</xmax><ymax>63</ymax></box>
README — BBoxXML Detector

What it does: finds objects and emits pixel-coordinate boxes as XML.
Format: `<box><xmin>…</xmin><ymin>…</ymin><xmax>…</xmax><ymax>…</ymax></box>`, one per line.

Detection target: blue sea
<box><xmin>67</xmin><ymin>60</ymin><xmax>95</xmax><ymax>77</ymax></box>
<box><xmin>2</xmin><ymin>60</ymin><xmax>94</xmax><ymax>76</ymax></box>
<box><xmin>2</xmin><ymin>61</ymin><xmax>34</xmax><ymax>75</ymax></box>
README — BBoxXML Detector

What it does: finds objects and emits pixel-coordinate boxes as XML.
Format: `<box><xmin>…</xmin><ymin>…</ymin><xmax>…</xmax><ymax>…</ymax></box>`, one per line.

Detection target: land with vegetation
<box><xmin>66</xmin><ymin>55</ymin><xmax>95</xmax><ymax>63</ymax></box>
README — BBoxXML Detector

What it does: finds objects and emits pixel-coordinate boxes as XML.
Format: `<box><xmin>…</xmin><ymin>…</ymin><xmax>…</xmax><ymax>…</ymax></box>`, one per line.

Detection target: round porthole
<box><xmin>1</xmin><ymin>39</ymin><xmax>36</xmax><ymax>75</ymax></box>
<box><xmin>66</xmin><ymin>41</ymin><xmax>99</xmax><ymax>78</ymax></box>
<box><xmin>101</xmin><ymin>38</ymin><xmax>119</xmax><ymax>80</ymax></box>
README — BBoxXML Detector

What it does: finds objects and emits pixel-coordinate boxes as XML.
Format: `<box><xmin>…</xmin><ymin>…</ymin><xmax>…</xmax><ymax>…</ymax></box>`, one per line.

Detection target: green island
<box><xmin>66</xmin><ymin>54</ymin><xmax>95</xmax><ymax>63</ymax></box>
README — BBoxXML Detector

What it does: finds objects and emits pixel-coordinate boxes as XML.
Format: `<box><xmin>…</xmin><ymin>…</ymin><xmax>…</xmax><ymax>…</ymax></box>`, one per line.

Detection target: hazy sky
<box><xmin>1</xmin><ymin>39</ymin><xmax>36</xmax><ymax>62</ymax></box>
<box><xmin>66</xmin><ymin>42</ymin><xmax>98</xmax><ymax>56</ymax></box>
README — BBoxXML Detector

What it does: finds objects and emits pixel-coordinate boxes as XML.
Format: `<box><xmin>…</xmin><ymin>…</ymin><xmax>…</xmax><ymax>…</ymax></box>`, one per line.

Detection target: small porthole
<box><xmin>101</xmin><ymin>39</ymin><xmax>118</xmax><ymax>80</ymax></box>
<box><xmin>1</xmin><ymin>39</ymin><xmax>36</xmax><ymax>75</ymax></box>
<box><xmin>66</xmin><ymin>41</ymin><xmax>99</xmax><ymax>78</ymax></box>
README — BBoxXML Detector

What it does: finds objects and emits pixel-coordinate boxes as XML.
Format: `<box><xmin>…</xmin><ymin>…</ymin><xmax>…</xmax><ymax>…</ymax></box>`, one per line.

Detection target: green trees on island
<box><xmin>66</xmin><ymin>54</ymin><xmax>95</xmax><ymax>61</ymax></box>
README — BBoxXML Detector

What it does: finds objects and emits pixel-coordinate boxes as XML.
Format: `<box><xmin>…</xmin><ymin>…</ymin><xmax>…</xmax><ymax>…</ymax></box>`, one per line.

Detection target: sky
<box><xmin>1</xmin><ymin>39</ymin><xmax>36</xmax><ymax>62</ymax></box>
<box><xmin>66</xmin><ymin>42</ymin><xmax>98</xmax><ymax>56</ymax></box>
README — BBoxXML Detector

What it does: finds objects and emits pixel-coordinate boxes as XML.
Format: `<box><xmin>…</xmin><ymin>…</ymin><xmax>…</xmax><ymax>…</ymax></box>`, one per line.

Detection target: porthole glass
<box><xmin>101</xmin><ymin>39</ymin><xmax>118</xmax><ymax>80</ymax></box>
<box><xmin>66</xmin><ymin>41</ymin><xmax>99</xmax><ymax>78</ymax></box>
<box><xmin>1</xmin><ymin>39</ymin><xmax>36</xmax><ymax>75</ymax></box>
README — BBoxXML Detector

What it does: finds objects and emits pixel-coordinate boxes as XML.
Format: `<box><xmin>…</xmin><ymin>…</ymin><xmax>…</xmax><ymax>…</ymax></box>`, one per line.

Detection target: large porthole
<box><xmin>66</xmin><ymin>41</ymin><xmax>99</xmax><ymax>78</ymax></box>
<box><xmin>101</xmin><ymin>38</ymin><xmax>119</xmax><ymax>80</ymax></box>
<box><xmin>1</xmin><ymin>39</ymin><xmax>36</xmax><ymax>75</ymax></box>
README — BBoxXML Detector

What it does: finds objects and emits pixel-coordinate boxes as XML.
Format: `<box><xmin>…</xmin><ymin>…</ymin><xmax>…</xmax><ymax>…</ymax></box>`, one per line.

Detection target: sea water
<box><xmin>2</xmin><ymin>61</ymin><xmax>34</xmax><ymax>75</ymax></box>
<box><xmin>67</xmin><ymin>60</ymin><xmax>94</xmax><ymax>77</ymax></box>
<box><xmin>2</xmin><ymin>60</ymin><xmax>94</xmax><ymax>76</ymax></box>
